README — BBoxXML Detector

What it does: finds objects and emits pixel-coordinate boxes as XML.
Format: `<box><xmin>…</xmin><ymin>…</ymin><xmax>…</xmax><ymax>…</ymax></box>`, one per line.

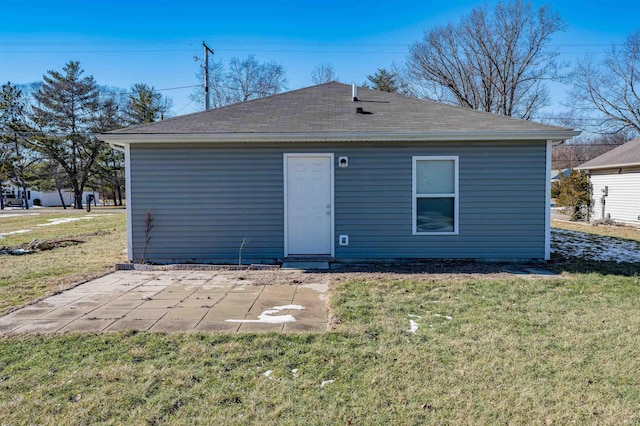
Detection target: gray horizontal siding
<box><xmin>129</xmin><ymin>141</ymin><xmax>546</xmax><ymax>263</ymax></box>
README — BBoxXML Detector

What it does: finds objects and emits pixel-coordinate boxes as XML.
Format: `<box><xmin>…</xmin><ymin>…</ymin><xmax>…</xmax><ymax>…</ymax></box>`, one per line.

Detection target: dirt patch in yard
<box><xmin>228</xmin><ymin>261</ymin><xmax>546</xmax><ymax>289</ymax></box>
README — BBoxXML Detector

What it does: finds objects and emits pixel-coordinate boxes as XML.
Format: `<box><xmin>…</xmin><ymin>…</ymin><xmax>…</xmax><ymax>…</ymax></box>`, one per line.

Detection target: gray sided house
<box><xmin>100</xmin><ymin>82</ymin><xmax>578</xmax><ymax>264</ymax></box>
<box><xmin>576</xmin><ymin>137</ymin><xmax>640</xmax><ymax>226</ymax></box>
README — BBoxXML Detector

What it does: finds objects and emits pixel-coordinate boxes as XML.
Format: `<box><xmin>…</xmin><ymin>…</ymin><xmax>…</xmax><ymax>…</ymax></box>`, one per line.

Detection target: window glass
<box><xmin>416</xmin><ymin>160</ymin><xmax>454</xmax><ymax>194</ymax></box>
<box><xmin>416</xmin><ymin>198</ymin><xmax>454</xmax><ymax>233</ymax></box>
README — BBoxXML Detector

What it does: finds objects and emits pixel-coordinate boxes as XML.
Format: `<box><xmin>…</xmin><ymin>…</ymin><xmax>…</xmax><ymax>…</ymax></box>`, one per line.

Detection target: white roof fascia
<box><xmin>100</xmin><ymin>130</ymin><xmax>580</xmax><ymax>145</ymax></box>
<box><xmin>575</xmin><ymin>162</ymin><xmax>640</xmax><ymax>171</ymax></box>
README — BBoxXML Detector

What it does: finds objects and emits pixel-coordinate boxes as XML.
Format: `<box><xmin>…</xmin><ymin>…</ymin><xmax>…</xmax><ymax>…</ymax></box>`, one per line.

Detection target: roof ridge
<box><xmin>355</xmin><ymin>85</ymin><xmax>568</xmax><ymax>131</ymax></box>
<box><xmin>105</xmin><ymin>82</ymin><xmax>578</xmax><ymax>139</ymax></box>
<box><xmin>113</xmin><ymin>82</ymin><xmax>349</xmax><ymax>133</ymax></box>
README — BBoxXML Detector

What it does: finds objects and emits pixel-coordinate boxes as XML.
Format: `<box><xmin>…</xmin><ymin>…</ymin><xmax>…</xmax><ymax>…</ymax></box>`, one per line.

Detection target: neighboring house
<box><xmin>1</xmin><ymin>181</ymin><xmax>97</xmax><ymax>208</ymax></box>
<box><xmin>100</xmin><ymin>82</ymin><xmax>578</xmax><ymax>264</ymax></box>
<box><xmin>550</xmin><ymin>168</ymin><xmax>570</xmax><ymax>183</ymax></box>
<box><xmin>575</xmin><ymin>137</ymin><xmax>640</xmax><ymax>226</ymax></box>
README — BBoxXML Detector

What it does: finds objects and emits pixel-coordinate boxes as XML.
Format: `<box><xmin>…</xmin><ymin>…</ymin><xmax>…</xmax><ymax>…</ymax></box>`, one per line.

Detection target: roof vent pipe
<box><xmin>352</xmin><ymin>83</ymin><xmax>358</xmax><ymax>102</ymax></box>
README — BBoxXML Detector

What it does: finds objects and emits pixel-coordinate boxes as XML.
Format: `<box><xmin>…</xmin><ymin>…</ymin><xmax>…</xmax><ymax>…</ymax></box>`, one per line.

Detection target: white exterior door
<box><xmin>285</xmin><ymin>154</ymin><xmax>333</xmax><ymax>256</ymax></box>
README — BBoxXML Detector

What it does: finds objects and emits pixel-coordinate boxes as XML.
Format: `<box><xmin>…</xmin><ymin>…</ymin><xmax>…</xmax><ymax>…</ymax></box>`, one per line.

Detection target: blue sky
<box><xmin>1</xmin><ymin>0</ymin><xmax>638</xmax><ymax>116</ymax></box>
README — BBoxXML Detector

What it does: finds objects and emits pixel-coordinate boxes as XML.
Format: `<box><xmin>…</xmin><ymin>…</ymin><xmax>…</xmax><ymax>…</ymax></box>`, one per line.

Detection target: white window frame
<box><xmin>412</xmin><ymin>156</ymin><xmax>459</xmax><ymax>235</ymax></box>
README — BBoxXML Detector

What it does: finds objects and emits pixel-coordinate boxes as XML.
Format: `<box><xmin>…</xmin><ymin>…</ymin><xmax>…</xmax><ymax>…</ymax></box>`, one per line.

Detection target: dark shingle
<box><xmin>109</xmin><ymin>82</ymin><xmax>573</xmax><ymax>136</ymax></box>
<box><xmin>577</xmin><ymin>137</ymin><xmax>640</xmax><ymax>170</ymax></box>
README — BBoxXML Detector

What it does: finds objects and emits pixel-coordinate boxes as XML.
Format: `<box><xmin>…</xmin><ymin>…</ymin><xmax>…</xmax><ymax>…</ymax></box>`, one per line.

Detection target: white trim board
<box><xmin>544</xmin><ymin>140</ymin><xmax>552</xmax><ymax>261</ymax></box>
<box><xmin>100</xmin><ymin>130</ymin><xmax>580</xmax><ymax>145</ymax></box>
<box><xmin>412</xmin><ymin>156</ymin><xmax>460</xmax><ymax>236</ymax></box>
<box><xmin>124</xmin><ymin>144</ymin><xmax>133</xmax><ymax>261</ymax></box>
<box><xmin>283</xmin><ymin>153</ymin><xmax>335</xmax><ymax>258</ymax></box>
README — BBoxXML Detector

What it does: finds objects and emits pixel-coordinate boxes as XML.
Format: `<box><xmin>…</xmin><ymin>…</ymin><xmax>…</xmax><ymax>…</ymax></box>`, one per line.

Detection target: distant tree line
<box><xmin>0</xmin><ymin>61</ymin><xmax>171</xmax><ymax>209</ymax></box>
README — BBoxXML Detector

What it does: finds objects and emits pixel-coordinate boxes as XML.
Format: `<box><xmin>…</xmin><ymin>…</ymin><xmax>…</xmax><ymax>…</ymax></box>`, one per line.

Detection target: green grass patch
<box><xmin>2</xmin><ymin>274</ymin><xmax>640</xmax><ymax>424</ymax></box>
<box><xmin>0</xmin><ymin>210</ymin><xmax>126</xmax><ymax>314</ymax></box>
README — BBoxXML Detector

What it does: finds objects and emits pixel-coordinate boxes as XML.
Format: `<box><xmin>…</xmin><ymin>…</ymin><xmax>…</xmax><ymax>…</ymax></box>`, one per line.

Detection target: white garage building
<box><xmin>576</xmin><ymin>137</ymin><xmax>640</xmax><ymax>226</ymax></box>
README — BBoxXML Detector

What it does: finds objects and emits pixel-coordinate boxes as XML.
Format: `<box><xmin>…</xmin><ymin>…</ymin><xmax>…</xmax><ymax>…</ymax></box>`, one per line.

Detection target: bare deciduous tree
<box><xmin>570</xmin><ymin>30</ymin><xmax>640</xmax><ymax>134</ymax></box>
<box><xmin>552</xmin><ymin>131</ymin><xmax>632</xmax><ymax>169</ymax></box>
<box><xmin>191</xmin><ymin>55</ymin><xmax>287</xmax><ymax>108</ymax></box>
<box><xmin>311</xmin><ymin>63</ymin><xmax>337</xmax><ymax>84</ymax></box>
<box><xmin>407</xmin><ymin>0</ymin><xmax>564</xmax><ymax>119</ymax></box>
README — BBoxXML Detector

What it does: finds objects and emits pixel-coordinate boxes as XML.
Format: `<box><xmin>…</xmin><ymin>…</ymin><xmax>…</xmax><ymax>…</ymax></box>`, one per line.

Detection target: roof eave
<box><xmin>100</xmin><ymin>130</ymin><xmax>580</xmax><ymax>145</ymax></box>
<box><xmin>575</xmin><ymin>161</ymin><xmax>640</xmax><ymax>171</ymax></box>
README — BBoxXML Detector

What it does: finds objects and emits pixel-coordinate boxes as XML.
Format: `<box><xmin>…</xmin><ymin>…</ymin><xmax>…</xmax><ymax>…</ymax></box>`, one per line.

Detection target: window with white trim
<box><xmin>412</xmin><ymin>156</ymin><xmax>459</xmax><ymax>235</ymax></box>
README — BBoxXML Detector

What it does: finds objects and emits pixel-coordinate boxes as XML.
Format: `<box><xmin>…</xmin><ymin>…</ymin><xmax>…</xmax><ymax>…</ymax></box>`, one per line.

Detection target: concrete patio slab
<box><xmin>60</xmin><ymin>319</ymin><xmax>116</xmax><ymax>333</ymax></box>
<box><xmin>105</xmin><ymin>319</ymin><xmax>156</xmax><ymax>332</ymax></box>
<box><xmin>150</xmin><ymin>319</ymin><xmax>201</xmax><ymax>333</ymax></box>
<box><xmin>125</xmin><ymin>308</ymin><xmax>169</xmax><ymax>320</ymax></box>
<box><xmin>194</xmin><ymin>321</ymin><xmax>240</xmax><ymax>333</ymax></box>
<box><xmin>0</xmin><ymin>269</ymin><xmax>329</xmax><ymax>335</ymax></box>
<box><xmin>162</xmin><ymin>307</ymin><xmax>208</xmax><ymax>321</ymax></box>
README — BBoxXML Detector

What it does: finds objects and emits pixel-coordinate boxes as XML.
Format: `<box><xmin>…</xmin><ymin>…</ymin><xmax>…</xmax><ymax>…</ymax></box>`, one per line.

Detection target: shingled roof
<box><xmin>576</xmin><ymin>137</ymin><xmax>640</xmax><ymax>170</ymax></box>
<box><xmin>103</xmin><ymin>82</ymin><xmax>578</xmax><ymax>143</ymax></box>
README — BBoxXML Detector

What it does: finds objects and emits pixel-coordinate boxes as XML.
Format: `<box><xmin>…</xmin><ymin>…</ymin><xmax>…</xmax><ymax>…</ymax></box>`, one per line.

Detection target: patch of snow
<box><xmin>0</xmin><ymin>229</ymin><xmax>30</xmax><ymax>238</ymax></box>
<box><xmin>263</xmin><ymin>370</ymin><xmax>273</xmax><ymax>377</ymax></box>
<box><xmin>0</xmin><ymin>213</ymin><xmax>39</xmax><ymax>218</ymax></box>
<box><xmin>320</xmin><ymin>380</ymin><xmax>334</xmax><ymax>387</ymax></box>
<box><xmin>272</xmin><ymin>304</ymin><xmax>305</xmax><ymax>310</ymax></box>
<box><xmin>551</xmin><ymin>228</ymin><xmax>640</xmax><ymax>263</ymax></box>
<box><xmin>226</xmin><ymin>304</ymin><xmax>306</xmax><ymax>324</ymax></box>
<box><xmin>408</xmin><ymin>319</ymin><xmax>419</xmax><ymax>333</ymax></box>
<box><xmin>433</xmin><ymin>314</ymin><xmax>441</xmax><ymax>318</ymax></box>
<box><xmin>445</xmin><ymin>316</ymin><xmax>453</xmax><ymax>320</ymax></box>
<box><xmin>291</xmin><ymin>368</ymin><xmax>298</xmax><ymax>374</ymax></box>
<box><xmin>408</xmin><ymin>314</ymin><xmax>422</xmax><ymax>318</ymax></box>
<box><xmin>36</xmin><ymin>217</ymin><xmax>96</xmax><ymax>227</ymax></box>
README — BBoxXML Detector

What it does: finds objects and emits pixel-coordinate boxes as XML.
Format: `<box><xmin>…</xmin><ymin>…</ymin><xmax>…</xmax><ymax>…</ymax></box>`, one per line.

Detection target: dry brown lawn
<box><xmin>0</xmin><ymin>209</ymin><xmax>126</xmax><ymax>314</ymax></box>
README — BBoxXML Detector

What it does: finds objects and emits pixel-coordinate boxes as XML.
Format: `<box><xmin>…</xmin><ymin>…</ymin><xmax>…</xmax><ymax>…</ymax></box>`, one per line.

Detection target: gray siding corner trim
<box><xmin>127</xmin><ymin>141</ymin><xmax>548</xmax><ymax>263</ymax></box>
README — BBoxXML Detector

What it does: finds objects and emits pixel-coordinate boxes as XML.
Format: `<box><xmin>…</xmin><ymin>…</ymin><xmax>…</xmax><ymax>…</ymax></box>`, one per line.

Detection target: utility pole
<box><xmin>203</xmin><ymin>41</ymin><xmax>214</xmax><ymax>110</ymax></box>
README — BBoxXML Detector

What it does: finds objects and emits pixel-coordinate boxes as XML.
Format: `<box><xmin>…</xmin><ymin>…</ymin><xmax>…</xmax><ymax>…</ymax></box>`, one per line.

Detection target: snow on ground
<box><xmin>226</xmin><ymin>305</ymin><xmax>306</xmax><ymax>324</ymax></box>
<box><xmin>36</xmin><ymin>216</ymin><xmax>97</xmax><ymax>227</ymax></box>
<box><xmin>0</xmin><ymin>213</ymin><xmax>40</xmax><ymax>218</ymax></box>
<box><xmin>0</xmin><ymin>229</ymin><xmax>31</xmax><ymax>238</ymax></box>
<box><xmin>551</xmin><ymin>228</ymin><xmax>640</xmax><ymax>263</ymax></box>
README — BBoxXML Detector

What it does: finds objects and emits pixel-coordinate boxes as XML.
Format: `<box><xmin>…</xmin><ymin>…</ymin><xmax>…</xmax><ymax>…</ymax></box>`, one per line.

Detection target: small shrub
<box><xmin>555</xmin><ymin>170</ymin><xmax>591</xmax><ymax>221</ymax></box>
<box><xmin>33</xmin><ymin>198</ymin><xmax>41</xmax><ymax>206</ymax></box>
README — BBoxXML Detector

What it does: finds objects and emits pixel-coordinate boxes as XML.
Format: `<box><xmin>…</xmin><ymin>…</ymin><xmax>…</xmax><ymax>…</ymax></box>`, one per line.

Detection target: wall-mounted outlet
<box><xmin>339</xmin><ymin>235</ymin><xmax>349</xmax><ymax>246</ymax></box>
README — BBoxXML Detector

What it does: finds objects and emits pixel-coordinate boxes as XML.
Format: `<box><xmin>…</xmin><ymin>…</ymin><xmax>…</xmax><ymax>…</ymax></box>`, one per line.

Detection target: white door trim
<box><xmin>283</xmin><ymin>153</ymin><xmax>335</xmax><ymax>257</ymax></box>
